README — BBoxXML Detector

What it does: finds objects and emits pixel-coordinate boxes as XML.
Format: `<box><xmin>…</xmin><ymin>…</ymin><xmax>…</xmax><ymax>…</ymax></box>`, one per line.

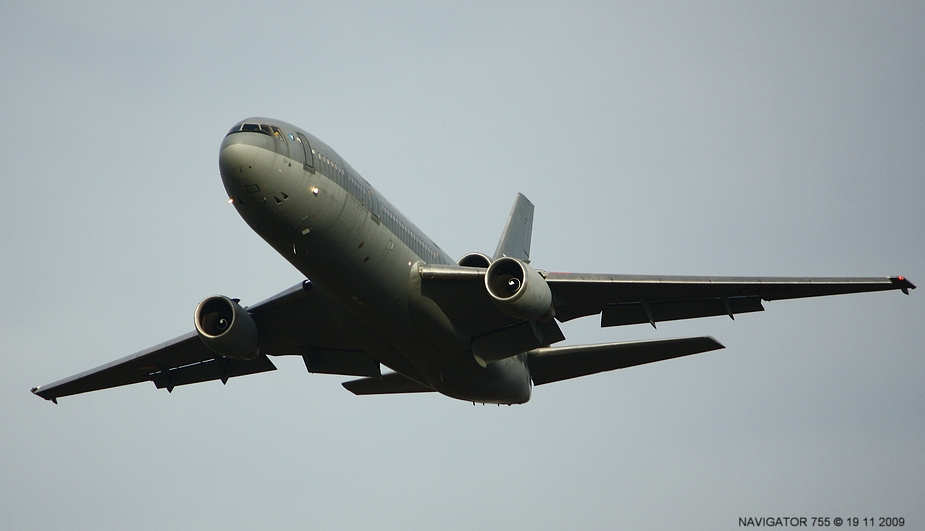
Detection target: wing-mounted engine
<box><xmin>485</xmin><ymin>257</ymin><xmax>555</xmax><ymax>321</ymax></box>
<box><xmin>194</xmin><ymin>295</ymin><xmax>260</xmax><ymax>360</ymax></box>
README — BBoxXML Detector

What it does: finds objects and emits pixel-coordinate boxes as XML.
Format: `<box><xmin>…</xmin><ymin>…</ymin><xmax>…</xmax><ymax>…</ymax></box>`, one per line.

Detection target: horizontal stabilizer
<box><xmin>342</xmin><ymin>372</ymin><xmax>436</xmax><ymax>395</ymax></box>
<box><xmin>528</xmin><ymin>336</ymin><xmax>724</xmax><ymax>385</ymax></box>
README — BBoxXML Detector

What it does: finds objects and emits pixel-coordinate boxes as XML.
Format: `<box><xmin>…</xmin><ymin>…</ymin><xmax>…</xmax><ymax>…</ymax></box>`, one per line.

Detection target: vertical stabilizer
<box><xmin>493</xmin><ymin>193</ymin><xmax>535</xmax><ymax>262</ymax></box>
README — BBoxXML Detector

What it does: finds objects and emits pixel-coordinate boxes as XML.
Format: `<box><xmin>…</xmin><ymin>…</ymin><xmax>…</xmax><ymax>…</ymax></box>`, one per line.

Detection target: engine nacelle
<box><xmin>457</xmin><ymin>252</ymin><xmax>492</xmax><ymax>268</ymax></box>
<box><xmin>194</xmin><ymin>295</ymin><xmax>260</xmax><ymax>360</ymax></box>
<box><xmin>485</xmin><ymin>257</ymin><xmax>554</xmax><ymax>321</ymax></box>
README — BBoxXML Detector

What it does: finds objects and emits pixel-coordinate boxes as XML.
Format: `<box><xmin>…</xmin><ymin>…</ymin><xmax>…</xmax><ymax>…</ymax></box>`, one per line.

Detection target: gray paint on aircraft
<box><xmin>31</xmin><ymin>119</ymin><xmax>914</xmax><ymax>405</ymax></box>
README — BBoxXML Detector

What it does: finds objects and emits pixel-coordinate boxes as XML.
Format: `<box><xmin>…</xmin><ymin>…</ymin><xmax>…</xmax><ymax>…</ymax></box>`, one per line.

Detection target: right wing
<box><xmin>416</xmin><ymin>265</ymin><xmax>913</xmax><ymax>376</ymax></box>
<box><xmin>546</xmin><ymin>273</ymin><xmax>915</xmax><ymax>326</ymax></box>
<box><xmin>32</xmin><ymin>281</ymin><xmax>377</xmax><ymax>402</ymax></box>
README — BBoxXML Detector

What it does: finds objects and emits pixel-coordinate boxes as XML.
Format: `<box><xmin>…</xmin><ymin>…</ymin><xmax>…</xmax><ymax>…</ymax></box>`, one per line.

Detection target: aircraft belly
<box><xmin>281</xmin><ymin>172</ymin><xmax>433</xmax><ymax>368</ymax></box>
<box><xmin>431</xmin><ymin>355</ymin><xmax>532</xmax><ymax>404</ymax></box>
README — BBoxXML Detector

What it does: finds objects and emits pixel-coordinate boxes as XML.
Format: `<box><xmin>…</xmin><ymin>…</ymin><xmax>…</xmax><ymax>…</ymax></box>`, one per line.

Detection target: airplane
<box><xmin>32</xmin><ymin>118</ymin><xmax>915</xmax><ymax>405</ymax></box>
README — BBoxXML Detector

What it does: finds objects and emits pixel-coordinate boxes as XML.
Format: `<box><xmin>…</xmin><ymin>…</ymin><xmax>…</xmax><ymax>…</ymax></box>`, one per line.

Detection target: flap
<box><xmin>152</xmin><ymin>354</ymin><xmax>277</xmax><ymax>391</ymax></box>
<box><xmin>472</xmin><ymin>319</ymin><xmax>565</xmax><ymax>365</ymax></box>
<box><xmin>303</xmin><ymin>349</ymin><xmax>381</xmax><ymax>377</ymax></box>
<box><xmin>601</xmin><ymin>296</ymin><xmax>765</xmax><ymax>327</ymax></box>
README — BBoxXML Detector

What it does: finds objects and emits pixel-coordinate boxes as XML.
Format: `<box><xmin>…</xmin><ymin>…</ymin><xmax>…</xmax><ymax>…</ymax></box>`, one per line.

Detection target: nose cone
<box><xmin>218</xmin><ymin>135</ymin><xmax>259</xmax><ymax>195</ymax></box>
<box><xmin>218</xmin><ymin>128</ymin><xmax>297</xmax><ymax>226</ymax></box>
<box><xmin>218</xmin><ymin>130</ymin><xmax>285</xmax><ymax>204</ymax></box>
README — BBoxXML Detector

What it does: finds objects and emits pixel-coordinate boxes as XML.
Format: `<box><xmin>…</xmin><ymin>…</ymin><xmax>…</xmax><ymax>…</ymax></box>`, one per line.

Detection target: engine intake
<box><xmin>485</xmin><ymin>257</ymin><xmax>554</xmax><ymax>321</ymax></box>
<box><xmin>457</xmin><ymin>252</ymin><xmax>492</xmax><ymax>268</ymax></box>
<box><xmin>194</xmin><ymin>295</ymin><xmax>260</xmax><ymax>360</ymax></box>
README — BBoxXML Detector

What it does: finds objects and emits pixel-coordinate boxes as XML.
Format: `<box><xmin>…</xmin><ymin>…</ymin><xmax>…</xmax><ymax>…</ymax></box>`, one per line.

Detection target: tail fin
<box><xmin>493</xmin><ymin>193</ymin><xmax>535</xmax><ymax>262</ymax></box>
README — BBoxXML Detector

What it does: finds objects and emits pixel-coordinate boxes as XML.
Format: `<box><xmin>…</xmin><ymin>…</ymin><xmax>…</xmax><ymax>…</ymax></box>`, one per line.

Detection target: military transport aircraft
<box><xmin>32</xmin><ymin>118</ymin><xmax>915</xmax><ymax>405</ymax></box>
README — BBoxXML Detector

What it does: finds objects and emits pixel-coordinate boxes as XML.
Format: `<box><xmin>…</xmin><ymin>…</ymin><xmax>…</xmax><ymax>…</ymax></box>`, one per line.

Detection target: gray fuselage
<box><xmin>219</xmin><ymin>118</ymin><xmax>532</xmax><ymax>404</ymax></box>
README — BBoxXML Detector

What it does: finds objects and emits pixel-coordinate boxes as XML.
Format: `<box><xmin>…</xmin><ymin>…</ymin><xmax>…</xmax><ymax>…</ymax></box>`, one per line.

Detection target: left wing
<box><xmin>31</xmin><ymin>332</ymin><xmax>277</xmax><ymax>402</ymax></box>
<box><xmin>32</xmin><ymin>281</ymin><xmax>377</xmax><ymax>402</ymax></box>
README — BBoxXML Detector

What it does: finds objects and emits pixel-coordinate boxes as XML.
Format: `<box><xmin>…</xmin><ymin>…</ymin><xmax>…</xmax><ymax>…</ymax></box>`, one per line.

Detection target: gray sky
<box><xmin>2</xmin><ymin>2</ymin><xmax>923</xmax><ymax>529</ymax></box>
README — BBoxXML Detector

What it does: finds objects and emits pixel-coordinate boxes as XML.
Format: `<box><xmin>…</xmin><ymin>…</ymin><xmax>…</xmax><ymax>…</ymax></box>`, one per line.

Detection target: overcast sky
<box><xmin>2</xmin><ymin>2</ymin><xmax>923</xmax><ymax>530</ymax></box>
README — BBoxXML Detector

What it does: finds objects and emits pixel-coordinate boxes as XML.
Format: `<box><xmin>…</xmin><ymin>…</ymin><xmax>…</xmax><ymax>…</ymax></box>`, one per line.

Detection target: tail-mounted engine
<box><xmin>457</xmin><ymin>252</ymin><xmax>492</xmax><ymax>268</ymax></box>
<box><xmin>485</xmin><ymin>257</ymin><xmax>555</xmax><ymax>321</ymax></box>
<box><xmin>194</xmin><ymin>295</ymin><xmax>260</xmax><ymax>360</ymax></box>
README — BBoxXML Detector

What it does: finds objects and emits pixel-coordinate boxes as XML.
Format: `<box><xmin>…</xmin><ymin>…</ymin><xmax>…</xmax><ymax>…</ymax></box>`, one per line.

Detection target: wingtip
<box><xmin>31</xmin><ymin>387</ymin><xmax>58</xmax><ymax>404</ymax></box>
<box><xmin>893</xmin><ymin>276</ymin><xmax>915</xmax><ymax>295</ymax></box>
<box><xmin>704</xmin><ymin>336</ymin><xmax>726</xmax><ymax>351</ymax></box>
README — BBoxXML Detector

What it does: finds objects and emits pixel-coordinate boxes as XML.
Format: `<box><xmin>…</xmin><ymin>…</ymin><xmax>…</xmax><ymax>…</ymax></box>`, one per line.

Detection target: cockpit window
<box><xmin>227</xmin><ymin>123</ymin><xmax>286</xmax><ymax>137</ymax></box>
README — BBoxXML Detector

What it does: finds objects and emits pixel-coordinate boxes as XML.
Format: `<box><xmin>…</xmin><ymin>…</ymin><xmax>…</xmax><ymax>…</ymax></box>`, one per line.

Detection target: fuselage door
<box><xmin>297</xmin><ymin>133</ymin><xmax>314</xmax><ymax>170</ymax></box>
<box><xmin>369</xmin><ymin>189</ymin><xmax>382</xmax><ymax>224</ymax></box>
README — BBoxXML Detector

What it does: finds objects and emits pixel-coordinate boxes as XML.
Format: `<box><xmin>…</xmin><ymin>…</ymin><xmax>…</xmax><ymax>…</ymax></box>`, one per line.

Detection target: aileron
<box><xmin>32</xmin><ymin>332</ymin><xmax>222</xmax><ymax>401</ymax></box>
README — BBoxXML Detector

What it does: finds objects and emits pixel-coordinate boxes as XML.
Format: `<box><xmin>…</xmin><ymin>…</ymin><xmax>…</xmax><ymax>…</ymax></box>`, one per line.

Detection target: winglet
<box><xmin>31</xmin><ymin>386</ymin><xmax>57</xmax><ymax>404</ymax></box>
<box><xmin>893</xmin><ymin>276</ymin><xmax>915</xmax><ymax>295</ymax></box>
<box><xmin>493</xmin><ymin>193</ymin><xmax>535</xmax><ymax>262</ymax></box>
